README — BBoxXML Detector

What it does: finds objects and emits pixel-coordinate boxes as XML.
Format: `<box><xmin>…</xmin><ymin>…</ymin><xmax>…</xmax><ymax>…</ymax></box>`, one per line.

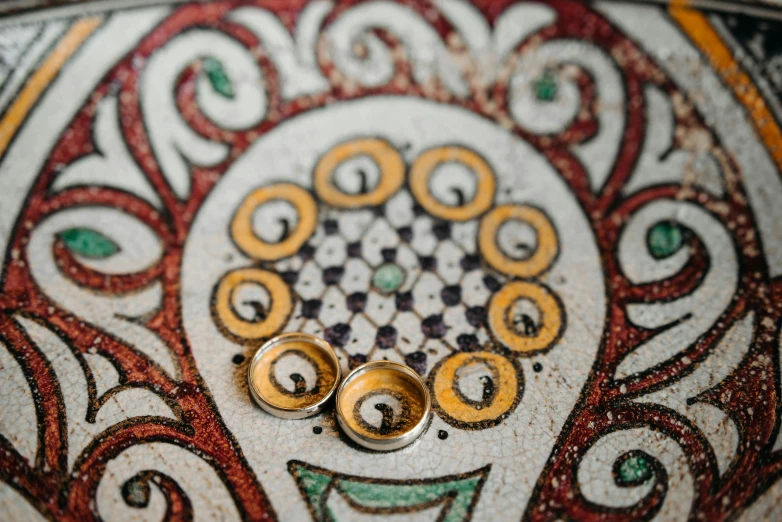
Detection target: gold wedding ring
<box><xmin>247</xmin><ymin>333</ymin><xmax>341</xmax><ymax>419</ymax></box>
<box><xmin>336</xmin><ymin>361</ymin><xmax>431</xmax><ymax>451</ymax></box>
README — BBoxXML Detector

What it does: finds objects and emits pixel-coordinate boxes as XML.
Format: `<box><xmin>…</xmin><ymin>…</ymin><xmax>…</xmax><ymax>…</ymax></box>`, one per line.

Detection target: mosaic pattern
<box><xmin>0</xmin><ymin>1</ymin><xmax>782</xmax><ymax>521</ymax></box>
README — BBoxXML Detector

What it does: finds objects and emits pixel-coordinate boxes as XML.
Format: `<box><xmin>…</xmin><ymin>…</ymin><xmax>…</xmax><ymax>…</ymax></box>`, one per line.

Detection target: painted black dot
<box><xmin>324</xmin><ymin>323</ymin><xmax>351</xmax><ymax>347</ymax></box>
<box><xmin>396</xmin><ymin>291</ymin><xmax>414</xmax><ymax>311</ymax></box>
<box><xmin>441</xmin><ymin>285</ymin><xmax>462</xmax><ymax>306</ymax></box>
<box><xmin>533</xmin><ymin>362</ymin><xmax>543</xmax><ymax>373</ymax></box>
<box><xmin>347</xmin><ymin>241</ymin><xmax>362</xmax><ymax>258</ymax></box>
<box><xmin>313</xmin><ymin>426</ymin><xmax>323</xmax><ymax>434</ymax></box>
<box><xmin>348</xmin><ymin>353</ymin><xmax>367</xmax><ymax>369</ymax></box>
<box><xmin>412</xmin><ymin>203</ymin><xmax>426</xmax><ymax>216</ymax></box>
<box><xmin>460</xmin><ymin>254</ymin><xmax>481</xmax><ymax>272</ymax></box>
<box><xmin>466</xmin><ymin>306</ymin><xmax>487</xmax><ymax>328</ymax></box>
<box><xmin>422</xmin><ymin>314</ymin><xmax>447</xmax><ymax>339</ymax></box>
<box><xmin>232</xmin><ymin>354</ymin><xmax>245</xmax><ymax>365</ymax></box>
<box><xmin>323</xmin><ymin>266</ymin><xmax>344</xmax><ymax>286</ymax></box>
<box><xmin>419</xmin><ymin>255</ymin><xmax>437</xmax><ymax>272</ymax></box>
<box><xmin>281</xmin><ymin>271</ymin><xmax>298</xmax><ymax>285</ymax></box>
<box><xmin>299</xmin><ymin>243</ymin><xmax>315</xmax><ymax>261</ymax></box>
<box><xmin>346</xmin><ymin>292</ymin><xmax>367</xmax><ymax>313</ymax></box>
<box><xmin>375</xmin><ymin>325</ymin><xmax>398</xmax><ymax>349</ymax></box>
<box><xmin>397</xmin><ymin>226</ymin><xmax>413</xmax><ymax>243</ymax></box>
<box><xmin>457</xmin><ymin>333</ymin><xmax>480</xmax><ymax>352</ymax></box>
<box><xmin>432</xmin><ymin>221</ymin><xmax>451</xmax><ymax>240</ymax></box>
<box><xmin>405</xmin><ymin>351</ymin><xmax>427</xmax><ymax>375</ymax></box>
<box><xmin>381</xmin><ymin>248</ymin><xmax>397</xmax><ymax>263</ymax></box>
<box><xmin>301</xmin><ymin>299</ymin><xmax>322</xmax><ymax>319</ymax></box>
<box><xmin>324</xmin><ymin>219</ymin><xmax>338</xmax><ymax>235</ymax></box>
<box><xmin>438</xmin><ymin>430</ymin><xmax>449</xmax><ymax>440</ymax></box>
<box><xmin>483</xmin><ymin>275</ymin><xmax>501</xmax><ymax>292</ymax></box>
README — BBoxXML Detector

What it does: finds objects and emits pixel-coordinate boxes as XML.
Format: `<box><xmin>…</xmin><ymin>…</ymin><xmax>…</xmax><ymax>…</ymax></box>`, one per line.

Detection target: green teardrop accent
<box><xmin>617</xmin><ymin>454</ymin><xmax>653</xmax><ymax>485</ymax></box>
<box><xmin>373</xmin><ymin>263</ymin><xmax>405</xmax><ymax>294</ymax></box>
<box><xmin>59</xmin><ymin>228</ymin><xmax>120</xmax><ymax>259</ymax></box>
<box><xmin>288</xmin><ymin>460</ymin><xmax>490</xmax><ymax>522</ymax></box>
<box><xmin>203</xmin><ymin>57</ymin><xmax>234</xmax><ymax>99</ymax></box>
<box><xmin>533</xmin><ymin>72</ymin><xmax>557</xmax><ymax>102</ymax></box>
<box><xmin>647</xmin><ymin>221</ymin><xmax>684</xmax><ymax>259</ymax></box>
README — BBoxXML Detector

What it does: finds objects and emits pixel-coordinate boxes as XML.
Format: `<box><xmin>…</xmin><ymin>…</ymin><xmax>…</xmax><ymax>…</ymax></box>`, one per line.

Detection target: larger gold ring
<box><xmin>336</xmin><ymin>361</ymin><xmax>431</xmax><ymax>451</ymax></box>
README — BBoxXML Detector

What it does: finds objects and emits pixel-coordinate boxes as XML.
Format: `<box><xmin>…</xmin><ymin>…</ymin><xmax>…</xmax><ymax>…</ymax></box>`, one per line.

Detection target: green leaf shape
<box><xmin>58</xmin><ymin>228</ymin><xmax>120</xmax><ymax>259</ymax></box>
<box><xmin>203</xmin><ymin>56</ymin><xmax>234</xmax><ymax>99</ymax></box>
<box><xmin>647</xmin><ymin>221</ymin><xmax>684</xmax><ymax>259</ymax></box>
<box><xmin>288</xmin><ymin>460</ymin><xmax>490</xmax><ymax>522</ymax></box>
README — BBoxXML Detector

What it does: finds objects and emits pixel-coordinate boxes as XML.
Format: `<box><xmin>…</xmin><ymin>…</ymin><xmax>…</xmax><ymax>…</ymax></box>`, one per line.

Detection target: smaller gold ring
<box><xmin>247</xmin><ymin>333</ymin><xmax>341</xmax><ymax>419</ymax></box>
<box><xmin>336</xmin><ymin>361</ymin><xmax>431</xmax><ymax>451</ymax></box>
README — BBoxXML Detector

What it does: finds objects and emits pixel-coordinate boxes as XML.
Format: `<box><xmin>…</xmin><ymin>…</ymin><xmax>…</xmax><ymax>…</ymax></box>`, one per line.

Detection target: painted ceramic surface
<box><xmin>0</xmin><ymin>1</ymin><xmax>781</xmax><ymax>521</ymax></box>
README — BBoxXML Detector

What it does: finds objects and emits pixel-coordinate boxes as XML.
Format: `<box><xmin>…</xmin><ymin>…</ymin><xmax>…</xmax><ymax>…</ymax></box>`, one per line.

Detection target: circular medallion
<box><xmin>429</xmin><ymin>351</ymin><xmax>523</xmax><ymax>429</ymax></box>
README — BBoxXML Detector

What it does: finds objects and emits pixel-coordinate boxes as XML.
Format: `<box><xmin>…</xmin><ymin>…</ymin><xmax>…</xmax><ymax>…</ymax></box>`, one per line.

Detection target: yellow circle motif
<box><xmin>409</xmin><ymin>146</ymin><xmax>496</xmax><ymax>221</ymax></box>
<box><xmin>430</xmin><ymin>351</ymin><xmax>522</xmax><ymax>429</ymax></box>
<box><xmin>314</xmin><ymin>138</ymin><xmax>405</xmax><ymax>208</ymax></box>
<box><xmin>478</xmin><ymin>204</ymin><xmax>558</xmax><ymax>277</ymax></box>
<box><xmin>231</xmin><ymin>183</ymin><xmax>317</xmax><ymax>261</ymax></box>
<box><xmin>214</xmin><ymin>268</ymin><xmax>292</xmax><ymax>341</ymax></box>
<box><xmin>488</xmin><ymin>280</ymin><xmax>564</xmax><ymax>354</ymax></box>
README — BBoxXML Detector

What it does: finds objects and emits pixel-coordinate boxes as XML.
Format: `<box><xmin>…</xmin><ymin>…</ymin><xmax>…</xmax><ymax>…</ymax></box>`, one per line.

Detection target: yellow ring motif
<box><xmin>430</xmin><ymin>351</ymin><xmax>522</xmax><ymax>428</ymax></box>
<box><xmin>314</xmin><ymin>138</ymin><xmax>405</xmax><ymax>208</ymax></box>
<box><xmin>478</xmin><ymin>204</ymin><xmax>558</xmax><ymax>277</ymax></box>
<box><xmin>409</xmin><ymin>146</ymin><xmax>496</xmax><ymax>221</ymax></box>
<box><xmin>231</xmin><ymin>183</ymin><xmax>317</xmax><ymax>261</ymax></box>
<box><xmin>488</xmin><ymin>280</ymin><xmax>564</xmax><ymax>354</ymax></box>
<box><xmin>214</xmin><ymin>268</ymin><xmax>292</xmax><ymax>341</ymax></box>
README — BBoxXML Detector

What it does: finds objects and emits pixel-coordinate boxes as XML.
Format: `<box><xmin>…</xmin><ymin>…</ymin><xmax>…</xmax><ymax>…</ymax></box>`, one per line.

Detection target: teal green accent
<box><xmin>338</xmin><ymin>476</ymin><xmax>483</xmax><ymax>522</ymax></box>
<box><xmin>291</xmin><ymin>464</ymin><xmax>335</xmax><ymax>521</ymax></box>
<box><xmin>647</xmin><ymin>221</ymin><xmax>684</xmax><ymax>259</ymax></box>
<box><xmin>373</xmin><ymin>263</ymin><xmax>405</xmax><ymax>294</ymax></box>
<box><xmin>203</xmin><ymin>57</ymin><xmax>234</xmax><ymax>99</ymax></box>
<box><xmin>533</xmin><ymin>72</ymin><xmax>557</xmax><ymax>102</ymax></box>
<box><xmin>618</xmin><ymin>454</ymin><xmax>652</xmax><ymax>484</ymax></box>
<box><xmin>289</xmin><ymin>461</ymin><xmax>488</xmax><ymax>522</ymax></box>
<box><xmin>59</xmin><ymin>228</ymin><xmax>120</xmax><ymax>259</ymax></box>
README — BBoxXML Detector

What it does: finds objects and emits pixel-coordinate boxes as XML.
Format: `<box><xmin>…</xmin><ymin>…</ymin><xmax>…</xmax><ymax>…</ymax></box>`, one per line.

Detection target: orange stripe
<box><xmin>670</xmin><ymin>1</ymin><xmax>782</xmax><ymax>173</ymax></box>
<box><xmin>0</xmin><ymin>17</ymin><xmax>102</xmax><ymax>157</ymax></box>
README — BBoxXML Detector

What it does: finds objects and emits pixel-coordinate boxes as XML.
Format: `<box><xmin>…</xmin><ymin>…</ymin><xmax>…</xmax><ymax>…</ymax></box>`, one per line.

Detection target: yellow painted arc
<box><xmin>670</xmin><ymin>1</ymin><xmax>782</xmax><ymax>176</ymax></box>
<box><xmin>0</xmin><ymin>17</ymin><xmax>103</xmax><ymax>158</ymax></box>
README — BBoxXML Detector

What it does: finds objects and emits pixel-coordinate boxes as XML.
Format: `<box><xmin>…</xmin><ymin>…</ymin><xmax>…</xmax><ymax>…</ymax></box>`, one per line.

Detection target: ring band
<box><xmin>247</xmin><ymin>333</ymin><xmax>341</xmax><ymax>419</ymax></box>
<box><xmin>336</xmin><ymin>361</ymin><xmax>431</xmax><ymax>451</ymax></box>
